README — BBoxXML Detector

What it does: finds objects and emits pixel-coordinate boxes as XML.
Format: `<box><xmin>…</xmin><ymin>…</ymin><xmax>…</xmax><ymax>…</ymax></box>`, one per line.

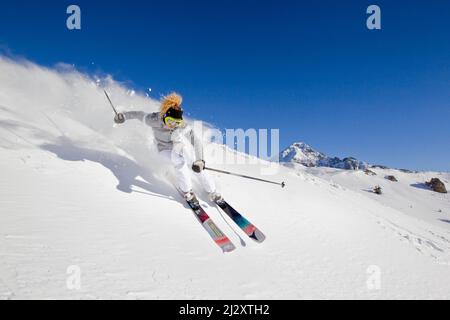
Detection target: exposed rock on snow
<box><xmin>399</xmin><ymin>168</ymin><xmax>417</xmax><ymax>173</ymax></box>
<box><xmin>386</xmin><ymin>175</ymin><xmax>398</xmax><ymax>182</ymax></box>
<box><xmin>364</xmin><ymin>169</ymin><xmax>377</xmax><ymax>176</ymax></box>
<box><xmin>426</xmin><ymin>178</ymin><xmax>448</xmax><ymax>193</ymax></box>
<box><xmin>373</xmin><ymin>185</ymin><xmax>382</xmax><ymax>194</ymax></box>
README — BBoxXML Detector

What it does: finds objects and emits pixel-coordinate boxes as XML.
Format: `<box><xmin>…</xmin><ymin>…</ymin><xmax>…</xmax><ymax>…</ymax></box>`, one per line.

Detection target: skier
<box><xmin>113</xmin><ymin>92</ymin><xmax>222</xmax><ymax>204</ymax></box>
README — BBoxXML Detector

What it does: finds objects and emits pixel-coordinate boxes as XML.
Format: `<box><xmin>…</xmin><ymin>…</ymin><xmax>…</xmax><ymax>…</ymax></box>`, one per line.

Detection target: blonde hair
<box><xmin>160</xmin><ymin>92</ymin><xmax>183</xmax><ymax>117</ymax></box>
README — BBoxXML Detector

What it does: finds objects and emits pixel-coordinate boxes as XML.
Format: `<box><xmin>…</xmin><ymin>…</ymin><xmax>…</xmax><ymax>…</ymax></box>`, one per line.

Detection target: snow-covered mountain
<box><xmin>280</xmin><ymin>142</ymin><xmax>368</xmax><ymax>170</ymax></box>
<box><xmin>1</xmin><ymin>57</ymin><xmax>450</xmax><ymax>299</ymax></box>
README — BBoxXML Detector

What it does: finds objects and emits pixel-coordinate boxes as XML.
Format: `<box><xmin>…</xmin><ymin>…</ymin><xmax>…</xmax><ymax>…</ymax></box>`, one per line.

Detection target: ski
<box><xmin>214</xmin><ymin>200</ymin><xmax>266</xmax><ymax>243</ymax></box>
<box><xmin>173</xmin><ymin>186</ymin><xmax>236</xmax><ymax>253</ymax></box>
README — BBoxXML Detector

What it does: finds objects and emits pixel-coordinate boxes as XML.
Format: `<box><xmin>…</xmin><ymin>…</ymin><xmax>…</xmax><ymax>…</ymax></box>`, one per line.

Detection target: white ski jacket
<box><xmin>123</xmin><ymin>111</ymin><xmax>203</xmax><ymax>161</ymax></box>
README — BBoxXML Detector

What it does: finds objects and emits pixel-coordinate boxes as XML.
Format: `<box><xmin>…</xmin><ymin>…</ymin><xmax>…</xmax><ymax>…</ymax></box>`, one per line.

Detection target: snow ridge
<box><xmin>280</xmin><ymin>141</ymin><xmax>368</xmax><ymax>170</ymax></box>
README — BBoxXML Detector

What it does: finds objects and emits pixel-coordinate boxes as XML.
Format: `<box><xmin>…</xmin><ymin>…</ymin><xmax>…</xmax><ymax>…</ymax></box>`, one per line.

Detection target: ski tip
<box><xmin>252</xmin><ymin>229</ymin><xmax>266</xmax><ymax>243</ymax></box>
<box><xmin>222</xmin><ymin>243</ymin><xmax>236</xmax><ymax>253</ymax></box>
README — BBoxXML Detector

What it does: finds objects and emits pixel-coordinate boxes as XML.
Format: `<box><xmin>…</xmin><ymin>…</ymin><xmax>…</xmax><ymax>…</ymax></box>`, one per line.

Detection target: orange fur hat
<box><xmin>160</xmin><ymin>92</ymin><xmax>183</xmax><ymax>117</ymax></box>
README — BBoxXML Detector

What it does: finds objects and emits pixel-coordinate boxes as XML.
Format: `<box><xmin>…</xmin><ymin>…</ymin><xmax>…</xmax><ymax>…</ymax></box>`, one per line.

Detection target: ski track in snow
<box><xmin>1</xmin><ymin>57</ymin><xmax>450</xmax><ymax>299</ymax></box>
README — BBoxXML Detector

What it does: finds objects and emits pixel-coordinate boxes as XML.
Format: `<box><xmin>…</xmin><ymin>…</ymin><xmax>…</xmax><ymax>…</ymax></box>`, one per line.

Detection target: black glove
<box><xmin>192</xmin><ymin>160</ymin><xmax>205</xmax><ymax>173</ymax></box>
<box><xmin>114</xmin><ymin>113</ymin><xmax>125</xmax><ymax>124</ymax></box>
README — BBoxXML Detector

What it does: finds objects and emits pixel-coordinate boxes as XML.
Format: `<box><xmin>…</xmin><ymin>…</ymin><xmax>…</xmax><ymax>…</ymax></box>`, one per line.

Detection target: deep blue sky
<box><xmin>1</xmin><ymin>0</ymin><xmax>449</xmax><ymax>171</ymax></box>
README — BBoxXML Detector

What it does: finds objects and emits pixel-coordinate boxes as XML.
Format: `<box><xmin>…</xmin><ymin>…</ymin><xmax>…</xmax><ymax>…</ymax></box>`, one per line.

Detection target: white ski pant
<box><xmin>159</xmin><ymin>149</ymin><xmax>216</xmax><ymax>194</ymax></box>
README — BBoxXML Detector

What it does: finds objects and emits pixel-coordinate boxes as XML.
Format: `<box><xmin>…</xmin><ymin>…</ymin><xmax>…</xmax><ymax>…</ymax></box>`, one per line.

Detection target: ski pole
<box><xmin>103</xmin><ymin>90</ymin><xmax>119</xmax><ymax>116</ymax></box>
<box><xmin>205</xmin><ymin>167</ymin><xmax>285</xmax><ymax>188</ymax></box>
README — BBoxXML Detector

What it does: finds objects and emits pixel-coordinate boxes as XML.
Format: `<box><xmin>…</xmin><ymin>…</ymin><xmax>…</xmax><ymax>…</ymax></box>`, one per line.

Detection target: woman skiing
<box><xmin>114</xmin><ymin>92</ymin><xmax>222</xmax><ymax>204</ymax></box>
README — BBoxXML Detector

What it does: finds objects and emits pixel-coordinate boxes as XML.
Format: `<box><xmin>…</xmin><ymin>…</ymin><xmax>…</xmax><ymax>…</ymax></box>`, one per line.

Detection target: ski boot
<box><xmin>184</xmin><ymin>190</ymin><xmax>200</xmax><ymax>210</ymax></box>
<box><xmin>209</xmin><ymin>191</ymin><xmax>224</xmax><ymax>204</ymax></box>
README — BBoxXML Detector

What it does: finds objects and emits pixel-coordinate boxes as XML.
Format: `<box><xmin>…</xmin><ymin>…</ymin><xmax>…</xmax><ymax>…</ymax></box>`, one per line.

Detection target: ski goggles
<box><xmin>164</xmin><ymin>116</ymin><xmax>184</xmax><ymax>127</ymax></box>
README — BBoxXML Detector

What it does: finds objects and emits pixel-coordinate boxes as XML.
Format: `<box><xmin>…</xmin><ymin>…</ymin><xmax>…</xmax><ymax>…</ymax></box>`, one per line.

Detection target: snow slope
<box><xmin>304</xmin><ymin>166</ymin><xmax>450</xmax><ymax>229</ymax></box>
<box><xmin>1</xmin><ymin>57</ymin><xmax>450</xmax><ymax>299</ymax></box>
